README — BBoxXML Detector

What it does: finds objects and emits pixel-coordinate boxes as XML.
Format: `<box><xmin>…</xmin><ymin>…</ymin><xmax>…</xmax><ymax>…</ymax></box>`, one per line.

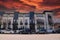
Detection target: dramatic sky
<box><xmin>0</xmin><ymin>0</ymin><xmax>60</xmax><ymax>17</ymax></box>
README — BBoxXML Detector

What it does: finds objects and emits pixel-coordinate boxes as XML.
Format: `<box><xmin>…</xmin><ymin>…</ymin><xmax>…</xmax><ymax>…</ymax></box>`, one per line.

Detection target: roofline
<box><xmin>43</xmin><ymin>11</ymin><xmax>54</xmax><ymax>14</ymax></box>
<box><xmin>0</xmin><ymin>10</ymin><xmax>54</xmax><ymax>14</ymax></box>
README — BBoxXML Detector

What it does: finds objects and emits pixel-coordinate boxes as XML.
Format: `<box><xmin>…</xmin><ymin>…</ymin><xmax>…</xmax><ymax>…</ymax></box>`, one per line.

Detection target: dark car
<box><xmin>37</xmin><ymin>27</ymin><xmax>46</xmax><ymax>34</ymax></box>
<box><xmin>22</xmin><ymin>28</ymin><xmax>30</xmax><ymax>34</ymax></box>
<box><xmin>18</xmin><ymin>27</ymin><xmax>30</xmax><ymax>34</ymax></box>
<box><xmin>55</xmin><ymin>28</ymin><xmax>60</xmax><ymax>33</ymax></box>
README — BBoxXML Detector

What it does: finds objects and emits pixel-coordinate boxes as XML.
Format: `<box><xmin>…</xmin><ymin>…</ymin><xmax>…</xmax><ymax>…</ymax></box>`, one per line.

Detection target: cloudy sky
<box><xmin>0</xmin><ymin>0</ymin><xmax>60</xmax><ymax>14</ymax></box>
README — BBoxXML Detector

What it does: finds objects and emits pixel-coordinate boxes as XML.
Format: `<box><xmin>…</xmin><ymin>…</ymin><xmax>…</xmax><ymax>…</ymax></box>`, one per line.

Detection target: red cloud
<box><xmin>0</xmin><ymin>0</ymin><xmax>60</xmax><ymax>12</ymax></box>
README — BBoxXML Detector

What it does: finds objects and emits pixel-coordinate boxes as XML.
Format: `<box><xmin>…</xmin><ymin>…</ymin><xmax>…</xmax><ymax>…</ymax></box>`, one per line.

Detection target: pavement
<box><xmin>0</xmin><ymin>34</ymin><xmax>60</xmax><ymax>40</ymax></box>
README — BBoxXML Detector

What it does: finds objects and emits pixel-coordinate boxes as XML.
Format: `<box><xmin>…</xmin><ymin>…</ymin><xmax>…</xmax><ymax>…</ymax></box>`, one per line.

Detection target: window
<box><xmin>25</xmin><ymin>19</ymin><xmax>28</xmax><ymax>25</ymax></box>
<box><xmin>3</xmin><ymin>21</ymin><xmax>6</xmax><ymax>30</ymax></box>
<box><xmin>20</xmin><ymin>20</ymin><xmax>23</xmax><ymax>25</ymax></box>
<box><xmin>48</xmin><ymin>15</ymin><xmax>53</xmax><ymax>25</ymax></box>
<box><xmin>37</xmin><ymin>19</ymin><xmax>44</xmax><ymax>25</ymax></box>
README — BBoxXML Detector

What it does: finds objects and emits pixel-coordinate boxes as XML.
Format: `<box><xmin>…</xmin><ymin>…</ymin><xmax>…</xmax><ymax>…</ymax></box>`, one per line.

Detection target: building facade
<box><xmin>0</xmin><ymin>11</ymin><xmax>54</xmax><ymax>34</ymax></box>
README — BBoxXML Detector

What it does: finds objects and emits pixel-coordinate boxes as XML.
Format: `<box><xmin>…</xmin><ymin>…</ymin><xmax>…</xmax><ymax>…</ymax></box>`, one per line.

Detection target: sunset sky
<box><xmin>0</xmin><ymin>0</ymin><xmax>60</xmax><ymax>17</ymax></box>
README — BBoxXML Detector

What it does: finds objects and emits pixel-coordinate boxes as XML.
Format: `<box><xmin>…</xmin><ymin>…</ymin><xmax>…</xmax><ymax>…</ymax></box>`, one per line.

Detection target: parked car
<box><xmin>55</xmin><ymin>28</ymin><xmax>60</xmax><ymax>33</ymax></box>
<box><xmin>47</xmin><ymin>29</ymin><xmax>53</xmax><ymax>33</ymax></box>
<box><xmin>18</xmin><ymin>27</ymin><xmax>30</xmax><ymax>34</ymax></box>
<box><xmin>37</xmin><ymin>27</ymin><xmax>46</xmax><ymax>34</ymax></box>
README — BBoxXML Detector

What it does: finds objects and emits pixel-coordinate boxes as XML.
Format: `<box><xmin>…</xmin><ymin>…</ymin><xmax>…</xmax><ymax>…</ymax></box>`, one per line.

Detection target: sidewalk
<box><xmin>0</xmin><ymin>34</ymin><xmax>60</xmax><ymax>40</ymax></box>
